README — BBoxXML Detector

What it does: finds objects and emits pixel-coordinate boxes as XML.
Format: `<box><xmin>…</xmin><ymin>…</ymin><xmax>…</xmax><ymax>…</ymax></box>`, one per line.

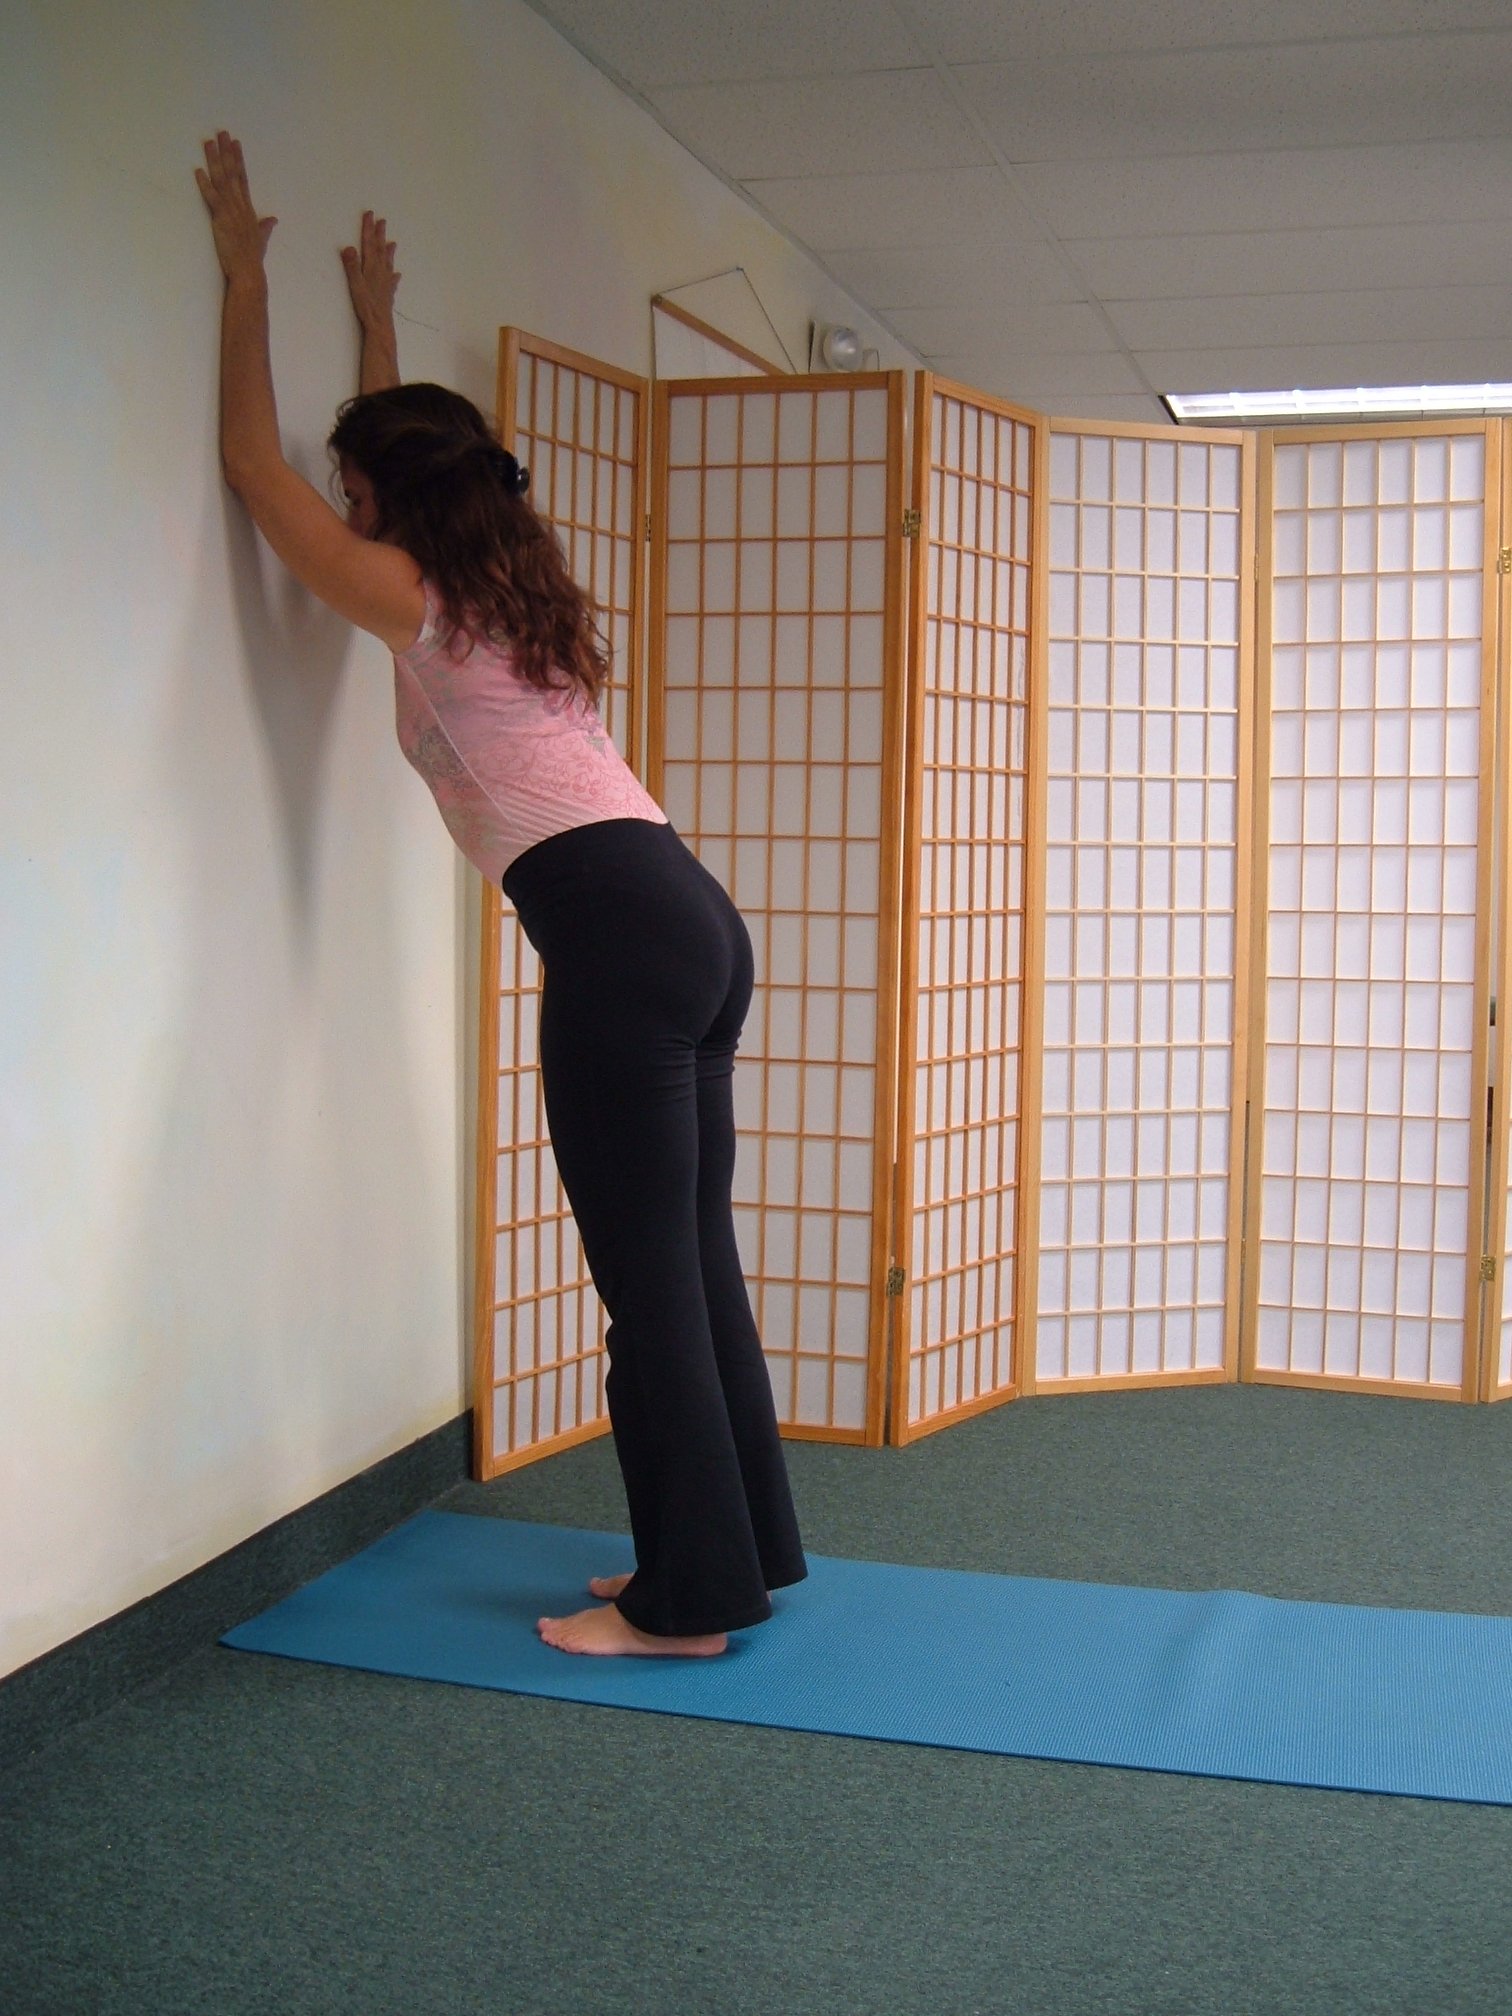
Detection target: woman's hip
<box><xmin>503</xmin><ymin>817</ymin><xmax>749</xmax><ymax>1019</ymax></box>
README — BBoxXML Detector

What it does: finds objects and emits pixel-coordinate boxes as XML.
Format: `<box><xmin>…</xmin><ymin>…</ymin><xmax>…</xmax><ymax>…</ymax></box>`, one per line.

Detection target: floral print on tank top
<box><xmin>392</xmin><ymin>584</ymin><xmax>665</xmax><ymax>883</ymax></box>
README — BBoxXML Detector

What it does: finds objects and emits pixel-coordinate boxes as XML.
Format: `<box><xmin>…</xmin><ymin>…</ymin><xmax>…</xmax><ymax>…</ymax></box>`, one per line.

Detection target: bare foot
<box><xmin>587</xmin><ymin>1572</ymin><xmax>632</xmax><ymax>1600</ymax></box>
<box><xmin>537</xmin><ymin>1603</ymin><xmax>727</xmax><ymax>1657</ymax></box>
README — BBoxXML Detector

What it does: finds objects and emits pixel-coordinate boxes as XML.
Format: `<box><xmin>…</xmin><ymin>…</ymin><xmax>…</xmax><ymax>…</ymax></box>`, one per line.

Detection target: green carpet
<box><xmin>5</xmin><ymin>1386</ymin><xmax>1512</xmax><ymax>2015</ymax></box>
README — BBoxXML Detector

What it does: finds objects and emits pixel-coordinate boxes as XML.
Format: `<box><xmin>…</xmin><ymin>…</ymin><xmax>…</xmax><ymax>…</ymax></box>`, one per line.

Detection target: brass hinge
<box><xmin>1498</xmin><ymin>547</ymin><xmax>1512</xmax><ymax>575</ymax></box>
<box><xmin>1481</xmin><ymin>1255</ymin><xmax>1497</xmax><ymax>1284</ymax></box>
<box><xmin>885</xmin><ymin>1265</ymin><xmax>906</xmax><ymax>1298</ymax></box>
<box><xmin>902</xmin><ymin>508</ymin><xmax>922</xmax><ymax>539</ymax></box>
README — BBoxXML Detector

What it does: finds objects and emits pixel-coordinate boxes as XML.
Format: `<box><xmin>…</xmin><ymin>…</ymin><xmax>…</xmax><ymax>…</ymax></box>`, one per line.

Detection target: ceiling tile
<box><xmin>1069</xmin><ymin>220</ymin><xmax>1512</xmax><ymax>300</ymax></box>
<box><xmin>1139</xmin><ymin>337</ymin><xmax>1512</xmax><ymax>392</ymax></box>
<box><xmin>824</xmin><ymin>242</ymin><xmax>1085</xmax><ymax>309</ymax></box>
<box><xmin>1110</xmin><ymin>287</ymin><xmax>1512</xmax><ymax>353</ymax></box>
<box><xmin>953</xmin><ymin>35</ymin><xmax>1512</xmax><ymax>163</ymax></box>
<box><xmin>744</xmin><ymin>165</ymin><xmax>1039</xmax><ymax>249</ymax></box>
<box><xmin>1013</xmin><ymin>141</ymin><xmax>1512</xmax><ymax>238</ymax></box>
<box><xmin>528</xmin><ymin>1</ymin><xmax>1512</xmax><ymax>407</ymax></box>
<box><xmin>527</xmin><ymin>0</ymin><xmax>922</xmax><ymax>87</ymax></box>
<box><xmin>647</xmin><ymin>70</ymin><xmax>988</xmax><ymax>180</ymax></box>
<box><xmin>905</xmin><ymin>1</ymin><xmax>1512</xmax><ymax>64</ymax></box>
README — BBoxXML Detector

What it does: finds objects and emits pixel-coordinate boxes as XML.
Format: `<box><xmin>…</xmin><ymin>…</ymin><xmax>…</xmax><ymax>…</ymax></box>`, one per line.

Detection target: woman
<box><xmin>196</xmin><ymin>132</ymin><xmax>805</xmax><ymax>1657</ymax></box>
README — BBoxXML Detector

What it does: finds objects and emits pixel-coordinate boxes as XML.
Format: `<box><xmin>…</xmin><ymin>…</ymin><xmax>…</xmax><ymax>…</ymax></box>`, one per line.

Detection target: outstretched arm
<box><xmin>195</xmin><ymin>130</ymin><xmax>281</xmax><ymax>484</ymax></box>
<box><xmin>341</xmin><ymin>211</ymin><xmax>402</xmax><ymax>395</ymax></box>
<box><xmin>195</xmin><ymin>133</ymin><xmax>423</xmax><ymax>652</ymax></box>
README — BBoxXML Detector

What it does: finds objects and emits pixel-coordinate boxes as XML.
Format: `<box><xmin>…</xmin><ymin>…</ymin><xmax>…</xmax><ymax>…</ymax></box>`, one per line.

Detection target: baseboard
<box><xmin>0</xmin><ymin>1412</ymin><xmax>471</xmax><ymax>1778</ymax></box>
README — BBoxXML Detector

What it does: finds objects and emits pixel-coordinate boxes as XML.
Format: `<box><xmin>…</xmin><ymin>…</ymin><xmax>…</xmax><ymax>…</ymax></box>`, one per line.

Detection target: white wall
<box><xmin>0</xmin><ymin>0</ymin><xmax>913</xmax><ymax>1679</ymax></box>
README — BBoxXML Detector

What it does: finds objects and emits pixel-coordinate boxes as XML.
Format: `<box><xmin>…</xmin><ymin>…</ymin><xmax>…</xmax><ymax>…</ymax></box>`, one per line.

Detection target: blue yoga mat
<box><xmin>222</xmin><ymin>1511</ymin><xmax>1512</xmax><ymax>1804</ymax></box>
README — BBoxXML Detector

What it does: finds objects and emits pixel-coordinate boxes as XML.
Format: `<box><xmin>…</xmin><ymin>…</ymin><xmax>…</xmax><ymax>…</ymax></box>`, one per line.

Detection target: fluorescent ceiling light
<box><xmin>1163</xmin><ymin>383</ymin><xmax>1512</xmax><ymax>424</ymax></box>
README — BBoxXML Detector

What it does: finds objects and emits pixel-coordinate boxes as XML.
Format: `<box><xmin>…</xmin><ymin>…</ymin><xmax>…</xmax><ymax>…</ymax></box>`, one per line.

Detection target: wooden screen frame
<box><xmin>471</xmin><ymin>329</ymin><xmax>650</xmax><ymax>1480</ymax></box>
<box><xmin>497</xmin><ymin>327</ymin><xmax>650</xmax><ymax>767</ymax></box>
<box><xmin>1487</xmin><ymin>419</ymin><xmax>1512</xmax><ymax>1402</ymax></box>
<box><xmin>890</xmin><ymin>372</ymin><xmax>1046</xmax><ymax>1442</ymax></box>
<box><xmin>645</xmin><ymin>369</ymin><xmax>911</xmax><ymax>1445</ymax></box>
<box><xmin>1242</xmin><ymin>418</ymin><xmax>1502</xmax><ymax>1404</ymax></box>
<box><xmin>1025</xmin><ymin>418</ymin><xmax>1257</xmax><ymax>1396</ymax></box>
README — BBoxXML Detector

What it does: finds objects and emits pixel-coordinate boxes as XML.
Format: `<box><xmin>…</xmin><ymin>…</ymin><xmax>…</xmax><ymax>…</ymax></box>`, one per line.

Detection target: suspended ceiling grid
<box><xmin>524</xmin><ymin>0</ymin><xmax>1512</xmax><ymax>422</ymax></box>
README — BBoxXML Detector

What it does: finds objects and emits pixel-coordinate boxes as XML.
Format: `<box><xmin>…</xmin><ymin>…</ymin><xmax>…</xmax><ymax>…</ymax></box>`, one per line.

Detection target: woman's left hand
<box><xmin>341</xmin><ymin>210</ymin><xmax>401</xmax><ymax>331</ymax></box>
<box><xmin>195</xmin><ymin>130</ymin><xmax>277</xmax><ymax>283</ymax></box>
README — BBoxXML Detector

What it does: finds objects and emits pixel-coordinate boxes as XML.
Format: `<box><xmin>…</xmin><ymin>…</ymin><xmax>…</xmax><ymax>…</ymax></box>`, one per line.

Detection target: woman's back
<box><xmin>394</xmin><ymin>588</ymin><xmax>665</xmax><ymax>883</ymax></box>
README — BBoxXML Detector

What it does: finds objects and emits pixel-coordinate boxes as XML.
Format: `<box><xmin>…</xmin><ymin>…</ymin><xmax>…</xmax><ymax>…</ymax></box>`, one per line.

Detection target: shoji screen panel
<box><xmin>1491</xmin><ymin>424</ymin><xmax>1512</xmax><ymax>1402</ymax></box>
<box><xmin>1246</xmin><ymin>423</ymin><xmax>1499</xmax><ymax>1400</ymax></box>
<box><xmin>648</xmin><ymin>372</ymin><xmax>909</xmax><ymax>1443</ymax></box>
<box><xmin>892</xmin><ymin>376</ymin><xmax>1041</xmax><ymax>1441</ymax></box>
<box><xmin>1034</xmin><ymin>423</ymin><xmax>1255</xmax><ymax>1392</ymax></box>
<box><xmin>473</xmin><ymin>331</ymin><xmax>648</xmax><ymax>1478</ymax></box>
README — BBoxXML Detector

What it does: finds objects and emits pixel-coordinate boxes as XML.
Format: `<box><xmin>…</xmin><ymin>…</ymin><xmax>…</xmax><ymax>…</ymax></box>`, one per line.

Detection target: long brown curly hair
<box><xmin>328</xmin><ymin>383</ymin><xmax>609</xmax><ymax>702</ymax></box>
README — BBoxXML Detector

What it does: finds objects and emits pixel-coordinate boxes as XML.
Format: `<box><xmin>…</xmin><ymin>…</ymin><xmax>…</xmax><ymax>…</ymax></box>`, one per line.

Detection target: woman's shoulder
<box><xmin>397</xmin><ymin>586</ymin><xmax>512</xmax><ymax>670</ymax></box>
<box><xmin>400</xmin><ymin>598</ymin><xmax>545</xmax><ymax>695</ymax></box>
<box><xmin>393</xmin><ymin>578</ymin><xmax>447</xmax><ymax>661</ymax></box>
<box><xmin>398</xmin><ymin>592</ymin><xmax>597</xmax><ymax>709</ymax></box>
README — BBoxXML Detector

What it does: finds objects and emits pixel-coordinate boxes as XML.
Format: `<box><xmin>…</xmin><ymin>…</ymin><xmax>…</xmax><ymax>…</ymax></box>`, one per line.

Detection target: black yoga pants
<box><xmin>502</xmin><ymin>816</ymin><xmax>807</xmax><ymax>1637</ymax></box>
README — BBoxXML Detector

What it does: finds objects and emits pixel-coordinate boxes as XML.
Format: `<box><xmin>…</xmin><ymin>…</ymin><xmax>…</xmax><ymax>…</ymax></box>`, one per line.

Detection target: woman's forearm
<box><xmin>359</xmin><ymin>319</ymin><xmax>400</xmax><ymax>395</ymax></box>
<box><xmin>219</xmin><ymin>272</ymin><xmax>284</xmax><ymax>486</ymax></box>
<box><xmin>343</xmin><ymin>212</ymin><xmax>402</xmax><ymax>394</ymax></box>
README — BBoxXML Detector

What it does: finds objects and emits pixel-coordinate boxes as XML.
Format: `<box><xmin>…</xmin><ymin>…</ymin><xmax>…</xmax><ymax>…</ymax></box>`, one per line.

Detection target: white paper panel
<box><xmin>660</xmin><ymin>381</ymin><xmax>896</xmax><ymax>1434</ymax></box>
<box><xmin>1258</xmin><ymin>432</ymin><xmax>1484</xmax><ymax>1391</ymax></box>
<box><xmin>904</xmin><ymin>391</ymin><xmax>1034</xmax><ymax>1427</ymax></box>
<box><xmin>485</xmin><ymin>342</ymin><xmax>646</xmax><ymax>1466</ymax></box>
<box><xmin>1038</xmin><ymin>429</ymin><xmax>1244</xmax><ymax>1384</ymax></box>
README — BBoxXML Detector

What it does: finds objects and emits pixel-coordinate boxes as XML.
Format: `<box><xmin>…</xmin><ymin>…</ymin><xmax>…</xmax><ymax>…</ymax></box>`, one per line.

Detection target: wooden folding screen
<box><xmin>476</xmin><ymin>324</ymin><xmax>1512</xmax><ymax>1462</ymax></box>
<box><xmin>473</xmin><ymin>331</ymin><xmax>648</xmax><ymax>1478</ymax></box>
<box><xmin>891</xmin><ymin>376</ymin><xmax>1041</xmax><ymax>1439</ymax></box>
<box><xmin>1030</xmin><ymin>424</ymin><xmax>1255</xmax><ymax>1391</ymax></box>
<box><xmin>1491</xmin><ymin>429</ymin><xmax>1512</xmax><ymax>1402</ymax></box>
<box><xmin>1245</xmin><ymin>423</ymin><xmax>1500</xmax><ymax>1399</ymax></box>
<box><xmin>647</xmin><ymin>373</ymin><xmax>909</xmax><ymax>1442</ymax></box>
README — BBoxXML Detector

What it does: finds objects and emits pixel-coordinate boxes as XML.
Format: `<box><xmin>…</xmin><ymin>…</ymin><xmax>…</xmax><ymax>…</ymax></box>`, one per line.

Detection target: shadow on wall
<box><xmin>111</xmin><ymin>457</ymin><xmax>447</xmax><ymax>1567</ymax></box>
<box><xmin>223</xmin><ymin>469</ymin><xmax>350</xmax><ymax>955</ymax></box>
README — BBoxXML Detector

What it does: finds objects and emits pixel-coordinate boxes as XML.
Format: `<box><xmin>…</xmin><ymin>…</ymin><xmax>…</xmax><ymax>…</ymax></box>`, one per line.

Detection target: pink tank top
<box><xmin>392</xmin><ymin>585</ymin><xmax>667</xmax><ymax>882</ymax></box>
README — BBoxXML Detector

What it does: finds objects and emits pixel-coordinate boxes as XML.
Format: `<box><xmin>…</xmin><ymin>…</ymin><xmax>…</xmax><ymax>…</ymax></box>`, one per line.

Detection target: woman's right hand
<box><xmin>341</xmin><ymin>211</ymin><xmax>400</xmax><ymax>331</ymax></box>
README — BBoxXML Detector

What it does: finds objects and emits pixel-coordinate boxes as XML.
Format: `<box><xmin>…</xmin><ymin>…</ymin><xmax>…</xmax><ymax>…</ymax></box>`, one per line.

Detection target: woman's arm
<box><xmin>196</xmin><ymin>132</ymin><xmax>423</xmax><ymax>651</ymax></box>
<box><xmin>195</xmin><ymin>133</ymin><xmax>279</xmax><ymax>487</ymax></box>
<box><xmin>341</xmin><ymin>211</ymin><xmax>401</xmax><ymax>395</ymax></box>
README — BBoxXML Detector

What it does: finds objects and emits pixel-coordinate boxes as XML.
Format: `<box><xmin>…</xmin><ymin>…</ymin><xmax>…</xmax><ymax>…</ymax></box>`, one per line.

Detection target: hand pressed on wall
<box><xmin>341</xmin><ymin>211</ymin><xmax>401</xmax><ymax>331</ymax></box>
<box><xmin>195</xmin><ymin>131</ymin><xmax>276</xmax><ymax>283</ymax></box>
